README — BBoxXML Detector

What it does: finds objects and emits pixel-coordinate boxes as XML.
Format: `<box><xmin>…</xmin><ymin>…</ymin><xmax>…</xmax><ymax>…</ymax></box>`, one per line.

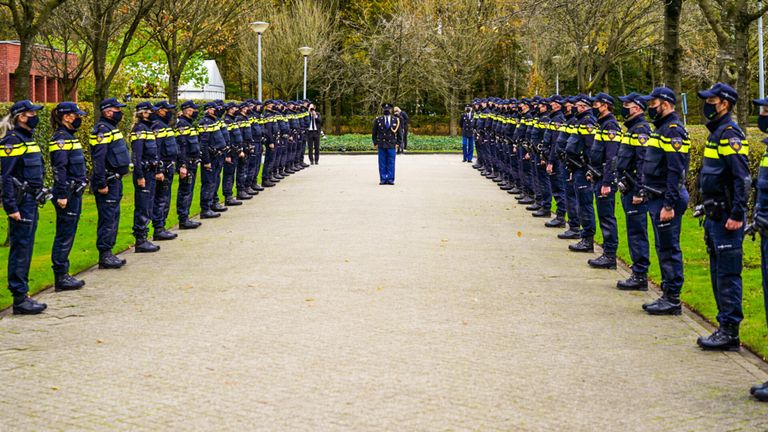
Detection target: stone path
<box><xmin>1</xmin><ymin>154</ymin><xmax>767</xmax><ymax>431</ymax></box>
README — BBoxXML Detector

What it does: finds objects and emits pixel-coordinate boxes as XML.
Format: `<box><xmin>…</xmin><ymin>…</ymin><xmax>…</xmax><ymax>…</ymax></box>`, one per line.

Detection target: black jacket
<box><xmin>372</xmin><ymin>115</ymin><xmax>400</xmax><ymax>149</ymax></box>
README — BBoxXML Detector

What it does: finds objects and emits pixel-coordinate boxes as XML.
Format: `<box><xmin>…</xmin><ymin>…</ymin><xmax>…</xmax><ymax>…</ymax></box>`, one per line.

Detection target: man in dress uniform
<box><xmin>372</xmin><ymin>103</ymin><xmax>400</xmax><ymax>185</ymax></box>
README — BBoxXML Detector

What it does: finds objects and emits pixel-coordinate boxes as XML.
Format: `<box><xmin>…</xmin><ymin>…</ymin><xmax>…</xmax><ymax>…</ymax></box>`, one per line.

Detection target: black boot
<box><xmin>545</xmin><ymin>216</ymin><xmax>566</xmax><ymax>228</ymax></box>
<box><xmin>643</xmin><ymin>294</ymin><xmax>682</xmax><ymax>315</ymax></box>
<box><xmin>499</xmin><ymin>182</ymin><xmax>512</xmax><ymax>191</ymax></box>
<box><xmin>518</xmin><ymin>197</ymin><xmax>535</xmax><ymax>205</ymax></box>
<box><xmin>252</xmin><ymin>183</ymin><xmax>265</xmax><ymax>192</ymax></box>
<box><xmin>568</xmin><ymin>237</ymin><xmax>594</xmax><ymax>253</ymax></box>
<box><xmin>55</xmin><ymin>274</ymin><xmax>85</xmax><ymax>292</ymax></box>
<box><xmin>236</xmin><ymin>191</ymin><xmax>253</xmax><ymax>200</ymax></box>
<box><xmin>752</xmin><ymin>382</ymin><xmax>768</xmax><ymax>401</ymax></box>
<box><xmin>525</xmin><ymin>203</ymin><xmax>541</xmax><ymax>211</ymax></box>
<box><xmin>212</xmin><ymin>202</ymin><xmax>228</xmax><ymax>212</ymax></box>
<box><xmin>12</xmin><ymin>297</ymin><xmax>47</xmax><ymax>315</ymax></box>
<box><xmin>153</xmin><ymin>230</ymin><xmax>178</xmax><ymax>241</ymax></box>
<box><xmin>245</xmin><ymin>187</ymin><xmax>259</xmax><ymax>196</ymax></box>
<box><xmin>509</xmin><ymin>187</ymin><xmax>522</xmax><ymax>195</ymax></box>
<box><xmin>617</xmin><ymin>272</ymin><xmax>648</xmax><ymax>291</ymax></box>
<box><xmin>135</xmin><ymin>238</ymin><xmax>161</xmax><ymax>253</ymax></box>
<box><xmin>179</xmin><ymin>219</ymin><xmax>201</xmax><ymax>229</ymax></box>
<box><xmin>273</xmin><ymin>173</ymin><xmax>285</xmax><ymax>180</ymax></box>
<box><xmin>200</xmin><ymin>210</ymin><xmax>220</xmax><ymax>219</ymax></box>
<box><xmin>558</xmin><ymin>228</ymin><xmax>581</xmax><ymax>239</ymax></box>
<box><xmin>262</xmin><ymin>180</ymin><xmax>276</xmax><ymax>188</ymax></box>
<box><xmin>588</xmin><ymin>253</ymin><xmax>617</xmax><ymax>269</ymax></box>
<box><xmin>531</xmin><ymin>209</ymin><xmax>551</xmax><ymax>218</ymax></box>
<box><xmin>98</xmin><ymin>252</ymin><xmax>124</xmax><ymax>269</ymax></box>
<box><xmin>697</xmin><ymin>325</ymin><xmax>740</xmax><ymax>351</ymax></box>
<box><xmin>225</xmin><ymin>196</ymin><xmax>243</xmax><ymax>206</ymax></box>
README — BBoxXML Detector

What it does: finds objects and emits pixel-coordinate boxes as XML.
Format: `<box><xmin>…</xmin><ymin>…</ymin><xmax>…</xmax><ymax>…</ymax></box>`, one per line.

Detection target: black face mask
<box><xmin>466</xmin><ymin>108</ymin><xmax>471</xmax><ymax>113</ymax></box>
<box><xmin>111</xmin><ymin>111</ymin><xmax>123</xmax><ymax>124</ymax></box>
<box><xmin>647</xmin><ymin>106</ymin><xmax>659</xmax><ymax>121</ymax></box>
<box><xmin>26</xmin><ymin>116</ymin><xmax>39</xmax><ymax>129</ymax></box>
<box><xmin>71</xmin><ymin>117</ymin><xmax>82</xmax><ymax>130</ymax></box>
<box><xmin>702</xmin><ymin>102</ymin><xmax>719</xmax><ymax>120</ymax></box>
<box><xmin>190</xmin><ymin>110</ymin><xmax>199</xmax><ymax>119</ymax></box>
<box><xmin>758</xmin><ymin>115</ymin><xmax>768</xmax><ymax>133</ymax></box>
<box><xmin>383</xmin><ymin>109</ymin><xmax>391</xmax><ymax>115</ymax></box>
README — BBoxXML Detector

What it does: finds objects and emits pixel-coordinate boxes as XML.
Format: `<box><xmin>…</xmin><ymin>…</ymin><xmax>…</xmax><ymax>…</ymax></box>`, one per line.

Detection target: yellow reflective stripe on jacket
<box><xmin>88</xmin><ymin>130</ymin><xmax>124</xmax><ymax>146</ymax></box>
<box><xmin>594</xmin><ymin>130</ymin><xmax>623</xmax><ymax>142</ymax></box>
<box><xmin>48</xmin><ymin>139</ymin><xmax>83</xmax><ymax>152</ymax></box>
<box><xmin>578</xmin><ymin>124</ymin><xmax>594</xmax><ymax>135</ymax></box>
<box><xmin>704</xmin><ymin>138</ymin><xmax>749</xmax><ymax>158</ymax></box>
<box><xmin>129</xmin><ymin>131</ymin><xmax>154</xmax><ymax>141</ymax></box>
<box><xmin>761</xmin><ymin>154</ymin><xmax>768</xmax><ymax>167</ymax></box>
<box><xmin>648</xmin><ymin>135</ymin><xmax>691</xmax><ymax>153</ymax></box>
<box><xmin>0</xmin><ymin>142</ymin><xmax>41</xmax><ymax>157</ymax></box>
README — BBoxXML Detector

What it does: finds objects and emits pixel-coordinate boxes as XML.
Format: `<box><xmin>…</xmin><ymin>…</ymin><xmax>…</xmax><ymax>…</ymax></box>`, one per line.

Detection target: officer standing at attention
<box><xmin>49</xmin><ymin>102</ymin><xmax>88</xmax><ymax>291</ymax></box>
<box><xmin>695</xmin><ymin>82</ymin><xmax>749</xmax><ymax>351</ymax></box>
<box><xmin>640</xmin><ymin>87</ymin><xmax>690</xmax><ymax>316</ymax></box>
<box><xmin>247</xmin><ymin>100</ymin><xmax>266</xmax><ymax>191</ymax></box>
<box><xmin>543</xmin><ymin>95</ymin><xmax>568</xmax><ymax>228</ymax></box>
<box><xmin>566</xmin><ymin>94</ymin><xmax>598</xmax><ymax>253</ymax></box>
<box><xmin>615</xmin><ymin>92</ymin><xmax>652</xmax><ymax>290</ymax></box>
<box><xmin>461</xmin><ymin>105</ymin><xmax>475</xmax><ymax>163</ymax></box>
<box><xmin>554</xmin><ymin>97</ymin><xmax>583</xmax><ymax>240</ymax></box>
<box><xmin>151</xmin><ymin>101</ymin><xmax>180</xmax><ymax>240</ymax></box>
<box><xmin>748</xmin><ymin>97</ymin><xmax>768</xmax><ymax>402</ymax></box>
<box><xmin>1</xmin><ymin>100</ymin><xmax>48</xmax><ymax>314</ymax></box>
<box><xmin>222</xmin><ymin>103</ymin><xmax>244</xmax><ymax>207</ymax></box>
<box><xmin>130</xmin><ymin>102</ymin><xmax>161</xmax><ymax>253</ymax></box>
<box><xmin>261</xmin><ymin>100</ymin><xmax>278</xmax><ymax>187</ymax></box>
<box><xmin>198</xmin><ymin>101</ymin><xmax>225</xmax><ymax>219</ymax></box>
<box><xmin>586</xmin><ymin>93</ymin><xmax>621</xmax><ymax>269</ymax></box>
<box><xmin>90</xmin><ymin>98</ymin><xmax>130</xmax><ymax>269</ymax></box>
<box><xmin>306</xmin><ymin>103</ymin><xmax>322</xmax><ymax>165</ymax></box>
<box><xmin>175</xmin><ymin>100</ymin><xmax>203</xmax><ymax>229</ymax></box>
<box><xmin>372</xmin><ymin>103</ymin><xmax>400</xmax><ymax>185</ymax></box>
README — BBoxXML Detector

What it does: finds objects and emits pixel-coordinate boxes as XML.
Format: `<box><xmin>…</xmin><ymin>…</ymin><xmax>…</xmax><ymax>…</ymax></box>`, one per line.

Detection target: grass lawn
<box><xmin>322</xmin><ymin>134</ymin><xmax>462</xmax><ymax>152</ymax></box>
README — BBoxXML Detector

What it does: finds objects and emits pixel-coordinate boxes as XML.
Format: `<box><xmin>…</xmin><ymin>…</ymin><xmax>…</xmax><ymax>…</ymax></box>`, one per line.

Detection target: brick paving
<box><xmin>1</xmin><ymin>154</ymin><xmax>766</xmax><ymax>431</ymax></box>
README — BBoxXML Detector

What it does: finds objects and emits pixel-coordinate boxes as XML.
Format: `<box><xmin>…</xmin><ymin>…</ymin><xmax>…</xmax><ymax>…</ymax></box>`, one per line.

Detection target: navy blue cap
<box><xmin>647</xmin><ymin>87</ymin><xmax>676</xmax><ymax>105</ymax></box>
<box><xmin>618</xmin><ymin>92</ymin><xmax>647</xmax><ymax>110</ymax></box>
<box><xmin>10</xmin><ymin>99</ymin><xmax>43</xmax><ymax>117</ymax></box>
<box><xmin>54</xmin><ymin>101</ymin><xmax>86</xmax><ymax>116</ymax></box>
<box><xmin>593</xmin><ymin>92</ymin><xmax>614</xmax><ymax>106</ymax></box>
<box><xmin>203</xmin><ymin>101</ymin><xmax>218</xmax><ymax>110</ymax></box>
<box><xmin>154</xmin><ymin>100</ymin><xmax>176</xmax><ymax>110</ymax></box>
<box><xmin>548</xmin><ymin>95</ymin><xmax>564</xmax><ymax>104</ymax></box>
<box><xmin>697</xmin><ymin>82</ymin><xmax>737</xmax><ymax>104</ymax></box>
<box><xmin>180</xmin><ymin>100</ymin><xmax>199</xmax><ymax>110</ymax></box>
<box><xmin>574</xmin><ymin>94</ymin><xmax>593</xmax><ymax>106</ymax></box>
<box><xmin>99</xmin><ymin>98</ymin><xmax>126</xmax><ymax>111</ymax></box>
<box><xmin>753</xmin><ymin>97</ymin><xmax>768</xmax><ymax>106</ymax></box>
<box><xmin>135</xmin><ymin>101</ymin><xmax>156</xmax><ymax>112</ymax></box>
<box><xmin>382</xmin><ymin>102</ymin><xmax>393</xmax><ymax>109</ymax></box>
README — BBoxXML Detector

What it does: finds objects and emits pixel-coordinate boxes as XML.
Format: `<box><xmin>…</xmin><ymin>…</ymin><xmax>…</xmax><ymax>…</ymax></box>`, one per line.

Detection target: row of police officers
<box><xmin>460</xmin><ymin>82</ymin><xmax>768</xmax><ymax>402</ymax></box>
<box><xmin>1</xmin><ymin>97</ymin><xmax>317</xmax><ymax>314</ymax></box>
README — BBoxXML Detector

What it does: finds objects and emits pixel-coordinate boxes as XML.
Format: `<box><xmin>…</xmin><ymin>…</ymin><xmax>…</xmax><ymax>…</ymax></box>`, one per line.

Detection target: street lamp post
<box><xmin>251</xmin><ymin>21</ymin><xmax>270</xmax><ymax>101</ymax></box>
<box><xmin>298</xmin><ymin>46</ymin><xmax>313</xmax><ymax>99</ymax></box>
<box><xmin>552</xmin><ymin>55</ymin><xmax>562</xmax><ymax>94</ymax></box>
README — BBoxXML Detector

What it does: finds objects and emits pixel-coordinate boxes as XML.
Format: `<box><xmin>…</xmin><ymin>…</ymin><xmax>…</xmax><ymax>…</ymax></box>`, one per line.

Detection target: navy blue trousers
<box><xmin>647</xmin><ymin>190</ymin><xmax>688</xmax><ymax>298</ymax></box>
<box><xmin>378</xmin><ymin>147</ymin><xmax>396</xmax><ymax>183</ymax></box>
<box><xmin>760</xmin><ymin>235</ymin><xmax>768</xmax><ymax>326</ymax></box>
<box><xmin>94</xmin><ymin>177</ymin><xmax>123</xmax><ymax>253</ymax></box>
<box><xmin>8</xmin><ymin>195</ymin><xmax>38</xmax><ymax>302</ymax></box>
<box><xmin>620</xmin><ymin>193</ymin><xmax>650</xmax><ymax>274</ymax></box>
<box><xmin>594</xmin><ymin>183</ymin><xmax>618</xmax><ymax>255</ymax></box>
<box><xmin>133</xmin><ymin>173</ymin><xmax>156</xmax><ymax>238</ymax></box>
<box><xmin>549</xmin><ymin>159</ymin><xmax>566</xmax><ymax>217</ymax></box>
<box><xmin>561</xmin><ymin>164</ymin><xmax>580</xmax><ymax>230</ymax></box>
<box><xmin>535</xmin><ymin>157</ymin><xmax>551</xmax><ymax>209</ymax></box>
<box><xmin>574</xmin><ymin>170</ymin><xmax>595</xmax><ymax>238</ymax></box>
<box><xmin>222</xmin><ymin>156</ymin><xmax>237</xmax><ymax>197</ymax></box>
<box><xmin>152</xmin><ymin>169</ymin><xmax>174</xmax><ymax>230</ymax></box>
<box><xmin>246</xmin><ymin>146</ymin><xmax>263</xmax><ymax>186</ymax></box>
<box><xmin>201</xmin><ymin>155</ymin><xmax>223</xmax><ymax>211</ymax></box>
<box><xmin>462</xmin><ymin>136</ymin><xmax>474</xmax><ymax>162</ymax></box>
<box><xmin>52</xmin><ymin>194</ymin><xmax>82</xmax><ymax>276</ymax></box>
<box><xmin>705</xmin><ymin>215</ymin><xmax>745</xmax><ymax>328</ymax></box>
<box><xmin>176</xmin><ymin>164</ymin><xmax>197</xmax><ymax>222</ymax></box>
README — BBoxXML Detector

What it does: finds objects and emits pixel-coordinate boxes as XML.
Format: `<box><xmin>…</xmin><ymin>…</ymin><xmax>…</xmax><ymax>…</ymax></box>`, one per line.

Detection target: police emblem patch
<box><xmin>4</xmin><ymin>143</ymin><xmax>12</xmax><ymax>155</ymax></box>
<box><xmin>637</xmin><ymin>134</ymin><xmax>649</xmax><ymax>145</ymax></box>
<box><xmin>96</xmin><ymin>132</ymin><xmax>104</xmax><ymax>143</ymax></box>
<box><xmin>57</xmin><ymin>139</ymin><xmax>65</xmax><ymax>149</ymax></box>
<box><xmin>729</xmin><ymin>137</ymin><xmax>742</xmax><ymax>152</ymax></box>
<box><xmin>607</xmin><ymin>130</ymin><xmax>617</xmax><ymax>139</ymax></box>
<box><xmin>586</xmin><ymin>125</ymin><xmax>594</xmax><ymax>133</ymax></box>
<box><xmin>671</xmin><ymin>137</ymin><xmax>683</xmax><ymax>151</ymax></box>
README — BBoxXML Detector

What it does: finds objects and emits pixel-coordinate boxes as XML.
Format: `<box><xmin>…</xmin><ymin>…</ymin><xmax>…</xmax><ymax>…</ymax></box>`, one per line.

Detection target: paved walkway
<box><xmin>1</xmin><ymin>154</ymin><xmax>767</xmax><ymax>431</ymax></box>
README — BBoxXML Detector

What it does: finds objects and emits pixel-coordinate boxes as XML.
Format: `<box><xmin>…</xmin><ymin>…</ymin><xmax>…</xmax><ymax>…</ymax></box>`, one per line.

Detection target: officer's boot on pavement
<box><xmin>135</xmin><ymin>237</ymin><xmax>161</xmax><ymax>253</ymax></box>
<box><xmin>697</xmin><ymin>324</ymin><xmax>740</xmax><ymax>351</ymax></box>
<box><xmin>153</xmin><ymin>230</ymin><xmax>178</xmax><ymax>241</ymax></box>
<box><xmin>499</xmin><ymin>180</ymin><xmax>512</xmax><ymax>191</ymax></box>
<box><xmin>642</xmin><ymin>293</ymin><xmax>681</xmax><ymax>315</ymax></box>
<box><xmin>568</xmin><ymin>237</ymin><xmax>594</xmax><ymax>253</ymax></box>
<box><xmin>98</xmin><ymin>251</ymin><xmax>125</xmax><ymax>269</ymax></box>
<box><xmin>525</xmin><ymin>203</ymin><xmax>541</xmax><ymax>211</ymax></box>
<box><xmin>588</xmin><ymin>253</ymin><xmax>617</xmax><ymax>269</ymax></box>
<box><xmin>545</xmin><ymin>215</ymin><xmax>566</xmax><ymax>228</ymax></box>
<box><xmin>532</xmin><ymin>208</ymin><xmax>551</xmax><ymax>218</ymax></box>
<box><xmin>54</xmin><ymin>274</ymin><xmax>85</xmax><ymax>292</ymax></box>
<box><xmin>245</xmin><ymin>187</ymin><xmax>259</xmax><ymax>196</ymax></box>
<box><xmin>200</xmin><ymin>210</ymin><xmax>220</xmax><ymax>219</ymax></box>
<box><xmin>509</xmin><ymin>186</ymin><xmax>522</xmax><ymax>195</ymax></box>
<box><xmin>262</xmin><ymin>179</ymin><xmax>276</xmax><ymax>187</ymax></box>
<box><xmin>518</xmin><ymin>196</ymin><xmax>535</xmax><ymax>205</ymax></box>
<box><xmin>558</xmin><ymin>228</ymin><xmax>581</xmax><ymax>240</ymax></box>
<box><xmin>236</xmin><ymin>190</ymin><xmax>253</xmax><ymax>200</ymax></box>
<box><xmin>273</xmin><ymin>172</ymin><xmax>284</xmax><ymax>180</ymax></box>
<box><xmin>617</xmin><ymin>272</ymin><xmax>648</xmax><ymax>291</ymax></box>
<box><xmin>492</xmin><ymin>174</ymin><xmax>503</xmax><ymax>182</ymax></box>
<box><xmin>225</xmin><ymin>196</ymin><xmax>243</xmax><ymax>206</ymax></box>
<box><xmin>751</xmin><ymin>382</ymin><xmax>768</xmax><ymax>401</ymax></box>
<box><xmin>179</xmin><ymin>219</ymin><xmax>201</xmax><ymax>229</ymax></box>
<box><xmin>212</xmin><ymin>202</ymin><xmax>228</xmax><ymax>212</ymax></box>
<box><xmin>251</xmin><ymin>182</ymin><xmax>265</xmax><ymax>192</ymax></box>
<box><xmin>12</xmin><ymin>296</ymin><xmax>47</xmax><ymax>315</ymax></box>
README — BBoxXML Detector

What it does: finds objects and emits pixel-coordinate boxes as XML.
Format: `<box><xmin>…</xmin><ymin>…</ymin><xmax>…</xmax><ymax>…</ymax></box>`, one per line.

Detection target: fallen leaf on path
<box><xmin>516</xmin><ymin>231</ymin><xmax>523</xmax><ymax>237</ymax></box>
<box><xmin>305</xmin><ymin>298</ymin><xmax>315</xmax><ymax>302</ymax></box>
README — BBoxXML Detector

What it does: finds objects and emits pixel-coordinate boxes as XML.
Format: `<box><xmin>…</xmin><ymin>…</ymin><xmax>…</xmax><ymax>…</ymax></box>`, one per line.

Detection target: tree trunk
<box><xmin>323</xmin><ymin>92</ymin><xmax>332</xmax><ymax>133</ymax></box>
<box><xmin>449</xmin><ymin>90</ymin><xmax>457</xmax><ymax>137</ymax></box>
<box><xmin>734</xmin><ymin>19</ymin><xmax>750</xmax><ymax>125</ymax></box>
<box><xmin>618</xmin><ymin>62</ymin><xmax>626</xmax><ymax>95</ymax></box>
<box><xmin>663</xmin><ymin>0</ymin><xmax>684</xmax><ymax>94</ymax></box>
<box><xmin>13</xmin><ymin>33</ymin><xmax>35</xmax><ymax>100</ymax></box>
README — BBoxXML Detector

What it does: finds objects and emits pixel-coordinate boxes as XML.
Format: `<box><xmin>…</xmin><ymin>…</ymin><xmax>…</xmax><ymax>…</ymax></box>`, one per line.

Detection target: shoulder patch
<box><xmin>4</xmin><ymin>141</ymin><xmax>13</xmax><ymax>155</ymax></box>
<box><xmin>586</xmin><ymin>125</ymin><xmax>594</xmax><ymax>133</ymax></box>
<box><xmin>637</xmin><ymin>134</ymin><xmax>649</xmax><ymax>145</ymax></box>
<box><xmin>56</xmin><ymin>139</ymin><xmax>66</xmax><ymax>149</ymax></box>
<box><xmin>670</xmin><ymin>136</ymin><xmax>683</xmax><ymax>151</ymax></box>
<box><xmin>607</xmin><ymin>130</ymin><xmax>618</xmax><ymax>139</ymax></box>
<box><xmin>729</xmin><ymin>136</ymin><xmax>743</xmax><ymax>152</ymax></box>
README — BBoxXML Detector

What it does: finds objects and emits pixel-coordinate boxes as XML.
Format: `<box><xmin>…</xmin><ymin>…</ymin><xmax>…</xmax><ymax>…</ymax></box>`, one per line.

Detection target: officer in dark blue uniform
<box><xmin>615</xmin><ymin>92</ymin><xmax>652</xmax><ymax>290</ymax></box>
<box><xmin>222</xmin><ymin>103</ymin><xmax>244</xmax><ymax>206</ymax></box>
<box><xmin>749</xmin><ymin>97</ymin><xmax>768</xmax><ymax>402</ymax></box>
<box><xmin>175</xmin><ymin>100</ymin><xmax>203</xmax><ymax>229</ymax></box>
<box><xmin>151</xmin><ymin>101</ymin><xmax>179</xmax><ymax>240</ymax></box>
<box><xmin>1</xmin><ymin>100</ymin><xmax>48</xmax><ymax>314</ymax></box>
<box><xmin>513</xmin><ymin>100</ymin><xmax>535</xmax><ymax>205</ymax></box>
<box><xmin>236</xmin><ymin>102</ymin><xmax>256</xmax><ymax>198</ymax></box>
<box><xmin>372</xmin><ymin>103</ymin><xmax>400</xmax><ymax>185</ymax></box>
<box><xmin>554</xmin><ymin>97</ymin><xmax>582</xmax><ymax>239</ymax></box>
<box><xmin>566</xmin><ymin>94</ymin><xmax>598</xmax><ymax>253</ymax></box>
<box><xmin>460</xmin><ymin>104</ymin><xmax>475</xmax><ymax>162</ymax></box>
<box><xmin>49</xmin><ymin>102</ymin><xmax>88</xmax><ymax>291</ymax></box>
<box><xmin>198</xmin><ymin>101</ymin><xmax>226</xmax><ymax>219</ymax></box>
<box><xmin>130</xmin><ymin>102</ymin><xmax>161</xmax><ymax>253</ymax></box>
<box><xmin>90</xmin><ymin>98</ymin><xmax>130</xmax><ymax>269</ymax></box>
<box><xmin>247</xmin><ymin>100</ymin><xmax>266</xmax><ymax>191</ymax></box>
<box><xmin>541</xmin><ymin>95</ymin><xmax>567</xmax><ymax>225</ymax></box>
<box><xmin>695</xmin><ymin>82</ymin><xmax>750</xmax><ymax>350</ymax></box>
<box><xmin>261</xmin><ymin>100</ymin><xmax>278</xmax><ymax>187</ymax></box>
<box><xmin>640</xmin><ymin>87</ymin><xmax>690</xmax><ymax>315</ymax></box>
<box><xmin>586</xmin><ymin>92</ymin><xmax>621</xmax><ymax>269</ymax></box>
<box><xmin>530</xmin><ymin>98</ymin><xmax>552</xmax><ymax>217</ymax></box>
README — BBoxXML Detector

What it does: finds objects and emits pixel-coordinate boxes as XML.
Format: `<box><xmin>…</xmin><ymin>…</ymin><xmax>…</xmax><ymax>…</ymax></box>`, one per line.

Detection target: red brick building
<box><xmin>0</xmin><ymin>41</ymin><xmax>79</xmax><ymax>103</ymax></box>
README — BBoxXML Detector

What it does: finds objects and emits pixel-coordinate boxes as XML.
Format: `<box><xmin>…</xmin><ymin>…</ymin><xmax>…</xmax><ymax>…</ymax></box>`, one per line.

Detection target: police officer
<box><xmin>586</xmin><ymin>93</ymin><xmax>621</xmax><ymax>269</ymax></box>
<box><xmin>513</xmin><ymin>100</ymin><xmax>535</xmax><ymax>205</ymax></box>
<box><xmin>130</xmin><ymin>102</ymin><xmax>161</xmax><ymax>253</ymax></box>
<box><xmin>530</xmin><ymin>98</ymin><xmax>552</xmax><ymax>217</ymax></box>
<box><xmin>461</xmin><ymin>105</ymin><xmax>475</xmax><ymax>163</ymax></box>
<box><xmin>261</xmin><ymin>100</ymin><xmax>278</xmax><ymax>187</ymax></box>
<box><xmin>372</xmin><ymin>103</ymin><xmax>400</xmax><ymax>185</ymax></box>
<box><xmin>543</xmin><ymin>95</ymin><xmax>568</xmax><ymax>228</ymax></box>
<box><xmin>615</xmin><ymin>93</ymin><xmax>652</xmax><ymax>290</ymax></box>
<box><xmin>1</xmin><ymin>100</ymin><xmax>47</xmax><ymax>314</ymax></box>
<box><xmin>90</xmin><ymin>98</ymin><xmax>130</xmax><ymax>269</ymax></box>
<box><xmin>236</xmin><ymin>102</ymin><xmax>258</xmax><ymax>197</ymax></box>
<box><xmin>566</xmin><ymin>94</ymin><xmax>598</xmax><ymax>253</ymax></box>
<box><xmin>554</xmin><ymin>97</ymin><xmax>582</xmax><ymax>240</ymax></box>
<box><xmin>175</xmin><ymin>100</ymin><xmax>203</xmax><ymax>229</ymax></box>
<box><xmin>247</xmin><ymin>100</ymin><xmax>266</xmax><ymax>191</ymax></box>
<box><xmin>151</xmin><ymin>101</ymin><xmax>179</xmax><ymax>240</ymax></box>
<box><xmin>222</xmin><ymin>102</ymin><xmax>244</xmax><ymax>206</ymax></box>
<box><xmin>198</xmin><ymin>101</ymin><xmax>225</xmax><ymax>218</ymax></box>
<box><xmin>640</xmin><ymin>87</ymin><xmax>690</xmax><ymax>316</ymax></box>
<box><xmin>749</xmin><ymin>97</ymin><xmax>768</xmax><ymax>402</ymax></box>
<box><xmin>695</xmin><ymin>82</ymin><xmax>749</xmax><ymax>350</ymax></box>
<box><xmin>49</xmin><ymin>102</ymin><xmax>89</xmax><ymax>291</ymax></box>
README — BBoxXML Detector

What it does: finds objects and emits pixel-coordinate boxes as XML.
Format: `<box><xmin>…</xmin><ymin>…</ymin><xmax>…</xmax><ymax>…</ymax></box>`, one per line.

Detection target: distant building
<box><xmin>0</xmin><ymin>41</ymin><xmax>78</xmax><ymax>103</ymax></box>
<box><xmin>177</xmin><ymin>60</ymin><xmax>226</xmax><ymax>101</ymax></box>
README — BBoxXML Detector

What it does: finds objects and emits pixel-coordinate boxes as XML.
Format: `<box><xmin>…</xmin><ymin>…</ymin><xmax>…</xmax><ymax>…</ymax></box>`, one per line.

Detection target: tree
<box><xmin>146</xmin><ymin>0</ymin><xmax>247</xmax><ymax>105</ymax></box>
<box><xmin>0</xmin><ymin>0</ymin><xmax>69</xmax><ymax>99</ymax></box>
<box><xmin>662</xmin><ymin>0</ymin><xmax>684</xmax><ymax>94</ymax></box>
<box><xmin>697</xmin><ymin>0</ymin><xmax>768</xmax><ymax>125</ymax></box>
<box><xmin>36</xmin><ymin>8</ymin><xmax>93</xmax><ymax>100</ymax></box>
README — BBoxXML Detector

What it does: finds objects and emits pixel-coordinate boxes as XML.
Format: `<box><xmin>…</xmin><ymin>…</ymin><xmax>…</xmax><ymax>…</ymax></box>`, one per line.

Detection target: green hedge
<box><xmin>320</xmin><ymin>134</ymin><xmax>462</xmax><ymax>152</ymax></box>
